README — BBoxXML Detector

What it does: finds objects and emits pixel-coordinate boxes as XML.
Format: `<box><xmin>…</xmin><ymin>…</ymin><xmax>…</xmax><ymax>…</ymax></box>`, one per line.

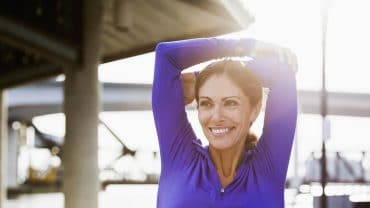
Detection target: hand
<box><xmin>250</xmin><ymin>41</ymin><xmax>298</xmax><ymax>73</ymax></box>
<box><xmin>181</xmin><ymin>73</ymin><xmax>196</xmax><ymax>105</ymax></box>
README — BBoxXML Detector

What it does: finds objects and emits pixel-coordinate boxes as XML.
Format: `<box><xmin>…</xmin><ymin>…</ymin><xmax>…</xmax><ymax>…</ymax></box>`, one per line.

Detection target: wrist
<box><xmin>234</xmin><ymin>38</ymin><xmax>257</xmax><ymax>57</ymax></box>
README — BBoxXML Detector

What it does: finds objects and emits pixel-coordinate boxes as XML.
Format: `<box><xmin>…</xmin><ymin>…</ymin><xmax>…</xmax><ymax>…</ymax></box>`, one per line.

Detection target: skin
<box><xmin>181</xmin><ymin>73</ymin><xmax>196</xmax><ymax>105</ymax></box>
<box><xmin>197</xmin><ymin>74</ymin><xmax>260</xmax><ymax>188</ymax></box>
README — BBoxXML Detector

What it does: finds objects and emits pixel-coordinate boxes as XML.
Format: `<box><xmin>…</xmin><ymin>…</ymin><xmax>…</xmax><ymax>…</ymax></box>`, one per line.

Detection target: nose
<box><xmin>211</xmin><ymin>105</ymin><xmax>225</xmax><ymax>122</ymax></box>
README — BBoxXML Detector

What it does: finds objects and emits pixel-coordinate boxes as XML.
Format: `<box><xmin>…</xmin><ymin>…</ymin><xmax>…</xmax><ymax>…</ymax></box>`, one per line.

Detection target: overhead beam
<box><xmin>298</xmin><ymin>90</ymin><xmax>370</xmax><ymax>117</ymax></box>
<box><xmin>0</xmin><ymin>14</ymin><xmax>80</xmax><ymax>66</ymax></box>
<box><xmin>102</xmin><ymin>26</ymin><xmax>240</xmax><ymax>63</ymax></box>
<box><xmin>7</xmin><ymin>83</ymin><xmax>152</xmax><ymax>120</ymax></box>
<box><xmin>220</xmin><ymin>0</ymin><xmax>255</xmax><ymax>27</ymax></box>
<box><xmin>0</xmin><ymin>64</ymin><xmax>62</xmax><ymax>89</ymax></box>
<box><xmin>189</xmin><ymin>0</ymin><xmax>255</xmax><ymax>28</ymax></box>
<box><xmin>102</xmin><ymin>0</ymin><xmax>244</xmax><ymax>62</ymax></box>
<box><xmin>6</xmin><ymin>83</ymin><xmax>370</xmax><ymax>120</ymax></box>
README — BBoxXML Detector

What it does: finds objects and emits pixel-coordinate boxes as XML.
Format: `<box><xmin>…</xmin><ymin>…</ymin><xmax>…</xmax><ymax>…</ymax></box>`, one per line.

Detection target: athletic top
<box><xmin>152</xmin><ymin>37</ymin><xmax>297</xmax><ymax>208</ymax></box>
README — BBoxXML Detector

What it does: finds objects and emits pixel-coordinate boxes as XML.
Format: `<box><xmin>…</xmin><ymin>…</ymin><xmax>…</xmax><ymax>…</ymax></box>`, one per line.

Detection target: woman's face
<box><xmin>197</xmin><ymin>75</ymin><xmax>258</xmax><ymax>150</ymax></box>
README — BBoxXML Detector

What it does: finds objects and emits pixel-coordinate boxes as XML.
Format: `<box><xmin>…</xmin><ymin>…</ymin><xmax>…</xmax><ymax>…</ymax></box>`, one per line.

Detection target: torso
<box><xmin>156</xmin><ymin>145</ymin><xmax>285</xmax><ymax>208</ymax></box>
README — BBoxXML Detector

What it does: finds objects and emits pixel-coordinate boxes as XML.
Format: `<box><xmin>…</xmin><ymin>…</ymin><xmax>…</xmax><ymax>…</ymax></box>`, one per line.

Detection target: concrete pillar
<box><xmin>0</xmin><ymin>90</ymin><xmax>7</xmax><ymax>208</ymax></box>
<box><xmin>62</xmin><ymin>0</ymin><xmax>102</xmax><ymax>208</ymax></box>
<box><xmin>6</xmin><ymin>128</ymin><xmax>18</xmax><ymax>189</ymax></box>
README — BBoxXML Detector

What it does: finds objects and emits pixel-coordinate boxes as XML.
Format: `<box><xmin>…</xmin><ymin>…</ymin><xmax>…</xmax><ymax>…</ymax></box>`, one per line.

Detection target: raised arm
<box><xmin>245</xmin><ymin>58</ymin><xmax>297</xmax><ymax>182</ymax></box>
<box><xmin>152</xmin><ymin>38</ymin><xmax>255</xmax><ymax>171</ymax></box>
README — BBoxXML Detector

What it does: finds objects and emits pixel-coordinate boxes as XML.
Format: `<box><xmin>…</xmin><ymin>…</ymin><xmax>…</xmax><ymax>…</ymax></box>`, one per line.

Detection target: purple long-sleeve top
<box><xmin>152</xmin><ymin>38</ymin><xmax>297</xmax><ymax>208</ymax></box>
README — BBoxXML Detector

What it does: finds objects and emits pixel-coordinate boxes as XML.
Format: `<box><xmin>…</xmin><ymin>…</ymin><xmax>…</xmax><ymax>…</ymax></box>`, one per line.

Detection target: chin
<box><xmin>209</xmin><ymin>140</ymin><xmax>234</xmax><ymax>150</ymax></box>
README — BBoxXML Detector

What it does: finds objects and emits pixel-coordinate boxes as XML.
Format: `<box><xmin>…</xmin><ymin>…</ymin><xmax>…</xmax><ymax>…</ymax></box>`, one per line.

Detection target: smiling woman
<box><xmin>152</xmin><ymin>37</ymin><xmax>297</xmax><ymax>208</ymax></box>
<box><xmin>194</xmin><ymin>60</ymin><xmax>262</xmax><ymax>188</ymax></box>
<box><xmin>195</xmin><ymin>60</ymin><xmax>262</xmax><ymax>151</ymax></box>
<box><xmin>197</xmin><ymin>74</ymin><xmax>255</xmax><ymax>149</ymax></box>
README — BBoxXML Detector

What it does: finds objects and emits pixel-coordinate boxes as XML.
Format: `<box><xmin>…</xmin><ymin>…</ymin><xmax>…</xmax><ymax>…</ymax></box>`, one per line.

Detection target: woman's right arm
<box><xmin>152</xmin><ymin>38</ymin><xmax>256</xmax><ymax>172</ymax></box>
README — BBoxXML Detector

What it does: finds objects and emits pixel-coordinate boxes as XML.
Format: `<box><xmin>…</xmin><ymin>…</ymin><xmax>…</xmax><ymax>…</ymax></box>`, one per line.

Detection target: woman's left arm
<box><xmin>245</xmin><ymin>45</ymin><xmax>298</xmax><ymax>182</ymax></box>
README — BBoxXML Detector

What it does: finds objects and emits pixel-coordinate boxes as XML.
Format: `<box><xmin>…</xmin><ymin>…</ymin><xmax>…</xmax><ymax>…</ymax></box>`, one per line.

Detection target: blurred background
<box><xmin>0</xmin><ymin>0</ymin><xmax>369</xmax><ymax>207</ymax></box>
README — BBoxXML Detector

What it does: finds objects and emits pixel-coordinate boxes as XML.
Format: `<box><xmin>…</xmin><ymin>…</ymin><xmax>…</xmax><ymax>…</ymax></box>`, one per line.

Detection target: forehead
<box><xmin>198</xmin><ymin>75</ymin><xmax>243</xmax><ymax>99</ymax></box>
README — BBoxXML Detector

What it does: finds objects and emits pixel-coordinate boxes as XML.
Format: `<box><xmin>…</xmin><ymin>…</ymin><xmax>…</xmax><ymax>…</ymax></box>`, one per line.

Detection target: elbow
<box><xmin>155</xmin><ymin>42</ymin><xmax>165</xmax><ymax>52</ymax></box>
<box><xmin>155</xmin><ymin>42</ymin><xmax>172</xmax><ymax>55</ymax></box>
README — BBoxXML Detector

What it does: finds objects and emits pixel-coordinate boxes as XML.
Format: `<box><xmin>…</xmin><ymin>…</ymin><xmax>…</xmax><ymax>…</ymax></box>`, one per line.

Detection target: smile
<box><xmin>209</xmin><ymin>127</ymin><xmax>233</xmax><ymax>136</ymax></box>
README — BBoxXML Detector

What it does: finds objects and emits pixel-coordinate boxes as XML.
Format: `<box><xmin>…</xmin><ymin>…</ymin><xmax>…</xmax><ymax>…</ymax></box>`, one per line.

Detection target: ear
<box><xmin>250</xmin><ymin>100</ymin><xmax>262</xmax><ymax>123</ymax></box>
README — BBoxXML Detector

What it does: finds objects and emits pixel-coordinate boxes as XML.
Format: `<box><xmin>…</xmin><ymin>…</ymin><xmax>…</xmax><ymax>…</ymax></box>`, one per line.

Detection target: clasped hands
<box><xmin>181</xmin><ymin>40</ymin><xmax>298</xmax><ymax>105</ymax></box>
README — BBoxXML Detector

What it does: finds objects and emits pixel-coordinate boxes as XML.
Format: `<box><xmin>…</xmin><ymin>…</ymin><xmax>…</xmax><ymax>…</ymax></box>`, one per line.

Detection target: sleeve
<box><xmin>152</xmin><ymin>38</ymin><xmax>256</xmax><ymax>173</ymax></box>
<box><xmin>245</xmin><ymin>59</ymin><xmax>297</xmax><ymax>182</ymax></box>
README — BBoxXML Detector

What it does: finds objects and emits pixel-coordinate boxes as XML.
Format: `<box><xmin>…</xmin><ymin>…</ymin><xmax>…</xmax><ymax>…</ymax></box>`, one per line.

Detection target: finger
<box><xmin>281</xmin><ymin>49</ymin><xmax>288</xmax><ymax>65</ymax></box>
<box><xmin>293</xmin><ymin>53</ymin><xmax>299</xmax><ymax>73</ymax></box>
<box><xmin>286</xmin><ymin>49</ymin><xmax>293</xmax><ymax>67</ymax></box>
<box><xmin>279</xmin><ymin>48</ymin><xmax>286</xmax><ymax>63</ymax></box>
<box><xmin>287</xmin><ymin>51</ymin><xmax>297</xmax><ymax>73</ymax></box>
<box><xmin>285</xmin><ymin>49</ymin><xmax>298</xmax><ymax>73</ymax></box>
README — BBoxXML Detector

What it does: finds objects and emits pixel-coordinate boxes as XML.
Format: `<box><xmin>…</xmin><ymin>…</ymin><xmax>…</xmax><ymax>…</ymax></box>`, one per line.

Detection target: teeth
<box><xmin>211</xmin><ymin>128</ymin><xmax>229</xmax><ymax>134</ymax></box>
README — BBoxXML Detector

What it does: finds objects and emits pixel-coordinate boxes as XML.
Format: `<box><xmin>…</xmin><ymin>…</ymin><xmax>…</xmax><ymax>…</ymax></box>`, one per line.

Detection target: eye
<box><xmin>225</xmin><ymin>100</ymin><xmax>238</xmax><ymax>107</ymax></box>
<box><xmin>199</xmin><ymin>100</ymin><xmax>212</xmax><ymax>108</ymax></box>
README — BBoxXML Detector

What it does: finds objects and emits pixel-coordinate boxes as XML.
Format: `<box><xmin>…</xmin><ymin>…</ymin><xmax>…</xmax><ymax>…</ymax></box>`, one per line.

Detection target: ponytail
<box><xmin>245</xmin><ymin>132</ymin><xmax>258</xmax><ymax>150</ymax></box>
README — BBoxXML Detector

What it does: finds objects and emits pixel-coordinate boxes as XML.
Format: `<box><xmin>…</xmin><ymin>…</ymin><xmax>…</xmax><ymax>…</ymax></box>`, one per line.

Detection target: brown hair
<box><xmin>195</xmin><ymin>59</ymin><xmax>262</xmax><ymax>150</ymax></box>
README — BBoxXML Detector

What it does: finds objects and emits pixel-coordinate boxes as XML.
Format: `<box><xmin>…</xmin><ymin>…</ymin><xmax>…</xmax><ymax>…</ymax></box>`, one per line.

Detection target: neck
<box><xmin>209</xmin><ymin>139</ymin><xmax>245</xmax><ymax>188</ymax></box>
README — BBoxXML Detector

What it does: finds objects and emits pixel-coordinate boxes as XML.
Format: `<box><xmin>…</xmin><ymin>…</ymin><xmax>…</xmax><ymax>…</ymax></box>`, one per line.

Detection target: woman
<box><xmin>152</xmin><ymin>37</ymin><xmax>297</xmax><ymax>207</ymax></box>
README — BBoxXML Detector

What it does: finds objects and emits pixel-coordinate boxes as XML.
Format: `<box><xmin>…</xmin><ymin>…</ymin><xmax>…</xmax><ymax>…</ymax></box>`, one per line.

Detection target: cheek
<box><xmin>231</xmin><ymin>108</ymin><xmax>252</xmax><ymax>126</ymax></box>
<box><xmin>198</xmin><ymin>110</ymin><xmax>209</xmax><ymax>125</ymax></box>
<box><xmin>197</xmin><ymin>113</ymin><xmax>202</xmax><ymax>125</ymax></box>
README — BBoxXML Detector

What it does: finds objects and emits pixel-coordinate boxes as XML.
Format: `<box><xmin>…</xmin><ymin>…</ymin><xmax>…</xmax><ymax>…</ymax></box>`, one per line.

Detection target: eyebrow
<box><xmin>198</xmin><ymin>96</ymin><xmax>241</xmax><ymax>101</ymax></box>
